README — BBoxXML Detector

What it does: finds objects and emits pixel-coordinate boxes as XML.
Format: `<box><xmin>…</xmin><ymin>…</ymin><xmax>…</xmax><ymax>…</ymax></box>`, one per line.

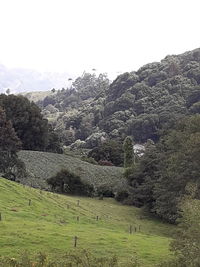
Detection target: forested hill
<box><xmin>39</xmin><ymin>48</ymin><xmax>200</xmax><ymax>147</ymax></box>
<box><xmin>100</xmin><ymin>48</ymin><xmax>200</xmax><ymax>142</ymax></box>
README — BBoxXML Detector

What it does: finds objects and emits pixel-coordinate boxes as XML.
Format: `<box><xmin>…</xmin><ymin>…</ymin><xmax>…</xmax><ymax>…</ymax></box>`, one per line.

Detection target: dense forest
<box><xmin>38</xmin><ymin>48</ymin><xmax>200</xmax><ymax>148</ymax></box>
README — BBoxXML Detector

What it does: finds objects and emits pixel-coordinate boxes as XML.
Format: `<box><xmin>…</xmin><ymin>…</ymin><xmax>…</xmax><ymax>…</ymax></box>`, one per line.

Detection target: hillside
<box><xmin>36</xmin><ymin>48</ymin><xmax>200</xmax><ymax>148</ymax></box>
<box><xmin>19</xmin><ymin>90</ymin><xmax>53</xmax><ymax>103</ymax></box>
<box><xmin>0</xmin><ymin>178</ymin><xmax>173</xmax><ymax>266</ymax></box>
<box><xmin>18</xmin><ymin>150</ymin><xmax>126</xmax><ymax>191</ymax></box>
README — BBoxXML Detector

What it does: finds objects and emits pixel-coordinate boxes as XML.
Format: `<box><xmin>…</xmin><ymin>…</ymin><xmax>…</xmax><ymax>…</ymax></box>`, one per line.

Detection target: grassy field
<box><xmin>0</xmin><ymin>178</ymin><xmax>173</xmax><ymax>266</ymax></box>
<box><xmin>18</xmin><ymin>150</ymin><xmax>126</xmax><ymax>191</ymax></box>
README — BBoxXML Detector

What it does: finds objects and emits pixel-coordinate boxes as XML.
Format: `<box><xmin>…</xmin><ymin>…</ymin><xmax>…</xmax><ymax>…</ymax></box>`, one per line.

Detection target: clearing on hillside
<box><xmin>0</xmin><ymin>178</ymin><xmax>173</xmax><ymax>266</ymax></box>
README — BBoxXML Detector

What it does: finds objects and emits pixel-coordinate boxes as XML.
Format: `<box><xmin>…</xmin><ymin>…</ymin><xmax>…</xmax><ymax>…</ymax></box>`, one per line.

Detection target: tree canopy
<box><xmin>0</xmin><ymin>94</ymin><xmax>62</xmax><ymax>152</ymax></box>
<box><xmin>0</xmin><ymin>107</ymin><xmax>24</xmax><ymax>180</ymax></box>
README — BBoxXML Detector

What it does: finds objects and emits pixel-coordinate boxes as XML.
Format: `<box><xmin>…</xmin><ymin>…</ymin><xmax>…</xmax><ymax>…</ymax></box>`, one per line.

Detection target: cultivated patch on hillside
<box><xmin>18</xmin><ymin>150</ymin><xmax>126</xmax><ymax>191</ymax></box>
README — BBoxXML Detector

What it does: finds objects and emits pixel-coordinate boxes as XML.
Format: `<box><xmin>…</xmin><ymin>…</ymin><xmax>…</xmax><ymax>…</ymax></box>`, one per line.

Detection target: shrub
<box><xmin>115</xmin><ymin>190</ymin><xmax>129</xmax><ymax>202</ymax></box>
<box><xmin>96</xmin><ymin>184</ymin><xmax>115</xmax><ymax>197</ymax></box>
<box><xmin>47</xmin><ymin>169</ymin><xmax>93</xmax><ymax>196</ymax></box>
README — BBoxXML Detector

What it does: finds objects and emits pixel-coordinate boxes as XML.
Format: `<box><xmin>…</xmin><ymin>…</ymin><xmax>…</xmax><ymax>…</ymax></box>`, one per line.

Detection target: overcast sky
<box><xmin>0</xmin><ymin>0</ymin><xmax>200</xmax><ymax>79</ymax></box>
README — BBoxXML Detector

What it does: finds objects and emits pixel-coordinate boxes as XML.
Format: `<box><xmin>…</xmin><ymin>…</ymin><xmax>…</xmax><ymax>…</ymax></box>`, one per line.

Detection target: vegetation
<box><xmin>17</xmin><ymin>150</ymin><xmax>126</xmax><ymax>192</ymax></box>
<box><xmin>123</xmin><ymin>115</ymin><xmax>200</xmax><ymax>223</ymax></box>
<box><xmin>88</xmin><ymin>140</ymin><xmax>124</xmax><ymax>166</ymax></box>
<box><xmin>0</xmin><ymin>94</ymin><xmax>62</xmax><ymax>153</ymax></box>
<box><xmin>160</xmin><ymin>184</ymin><xmax>200</xmax><ymax>267</ymax></box>
<box><xmin>0</xmin><ymin>178</ymin><xmax>173</xmax><ymax>266</ymax></box>
<box><xmin>0</xmin><ymin>250</ymin><xmax>129</xmax><ymax>267</ymax></box>
<box><xmin>0</xmin><ymin>107</ymin><xmax>25</xmax><ymax>180</ymax></box>
<box><xmin>35</xmin><ymin>48</ymin><xmax>200</xmax><ymax>149</ymax></box>
<box><xmin>2</xmin><ymin>47</ymin><xmax>200</xmax><ymax>265</ymax></box>
<box><xmin>47</xmin><ymin>169</ymin><xmax>93</xmax><ymax>196</ymax></box>
<box><xmin>123</xmin><ymin>136</ymin><xmax>134</xmax><ymax>168</ymax></box>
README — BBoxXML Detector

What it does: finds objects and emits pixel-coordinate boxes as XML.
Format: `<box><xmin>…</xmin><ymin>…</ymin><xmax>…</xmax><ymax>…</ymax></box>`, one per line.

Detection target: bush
<box><xmin>115</xmin><ymin>190</ymin><xmax>129</xmax><ymax>202</ymax></box>
<box><xmin>47</xmin><ymin>169</ymin><xmax>93</xmax><ymax>196</ymax></box>
<box><xmin>96</xmin><ymin>184</ymin><xmax>115</xmax><ymax>197</ymax></box>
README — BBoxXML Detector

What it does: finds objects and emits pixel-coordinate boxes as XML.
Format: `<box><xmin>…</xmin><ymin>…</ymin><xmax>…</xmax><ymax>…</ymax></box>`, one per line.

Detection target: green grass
<box><xmin>0</xmin><ymin>178</ymin><xmax>173</xmax><ymax>266</ymax></box>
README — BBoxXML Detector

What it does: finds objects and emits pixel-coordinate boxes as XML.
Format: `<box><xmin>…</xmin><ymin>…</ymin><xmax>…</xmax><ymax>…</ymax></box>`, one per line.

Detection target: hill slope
<box><xmin>0</xmin><ymin>178</ymin><xmax>173</xmax><ymax>266</ymax></box>
<box><xmin>37</xmin><ymin>48</ymin><xmax>200</xmax><ymax>147</ymax></box>
<box><xmin>18</xmin><ymin>150</ymin><xmax>126</xmax><ymax>191</ymax></box>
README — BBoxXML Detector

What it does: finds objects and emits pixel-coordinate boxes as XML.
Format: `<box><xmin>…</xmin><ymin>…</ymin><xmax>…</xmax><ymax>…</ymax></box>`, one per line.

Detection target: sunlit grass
<box><xmin>0</xmin><ymin>178</ymin><xmax>173</xmax><ymax>266</ymax></box>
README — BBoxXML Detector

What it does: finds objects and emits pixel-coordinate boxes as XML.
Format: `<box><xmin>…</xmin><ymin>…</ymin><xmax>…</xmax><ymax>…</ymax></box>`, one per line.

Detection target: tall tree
<box><xmin>123</xmin><ymin>136</ymin><xmax>134</xmax><ymax>168</ymax></box>
<box><xmin>0</xmin><ymin>107</ymin><xmax>23</xmax><ymax>180</ymax></box>
<box><xmin>0</xmin><ymin>94</ymin><xmax>49</xmax><ymax>151</ymax></box>
<box><xmin>162</xmin><ymin>184</ymin><xmax>200</xmax><ymax>266</ymax></box>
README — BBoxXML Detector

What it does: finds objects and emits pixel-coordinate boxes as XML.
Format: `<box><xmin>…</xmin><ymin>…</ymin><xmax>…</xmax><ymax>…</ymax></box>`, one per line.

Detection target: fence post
<box><xmin>74</xmin><ymin>236</ymin><xmax>78</xmax><ymax>247</ymax></box>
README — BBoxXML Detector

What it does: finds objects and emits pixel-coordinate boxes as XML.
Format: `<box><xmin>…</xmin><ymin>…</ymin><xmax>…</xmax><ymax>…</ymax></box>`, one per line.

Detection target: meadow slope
<box><xmin>18</xmin><ymin>150</ymin><xmax>126</xmax><ymax>191</ymax></box>
<box><xmin>0</xmin><ymin>178</ymin><xmax>173</xmax><ymax>266</ymax></box>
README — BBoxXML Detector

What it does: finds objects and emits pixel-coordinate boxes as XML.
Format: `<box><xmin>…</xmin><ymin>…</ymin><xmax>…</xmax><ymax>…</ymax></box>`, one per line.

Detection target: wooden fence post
<box><xmin>74</xmin><ymin>236</ymin><xmax>78</xmax><ymax>247</ymax></box>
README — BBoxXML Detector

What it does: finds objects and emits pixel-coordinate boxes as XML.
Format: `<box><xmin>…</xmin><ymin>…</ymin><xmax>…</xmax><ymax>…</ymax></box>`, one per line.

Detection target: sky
<box><xmin>0</xmin><ymin>0</ymin><xmax>200</xmax><ymax>79</ymax></box>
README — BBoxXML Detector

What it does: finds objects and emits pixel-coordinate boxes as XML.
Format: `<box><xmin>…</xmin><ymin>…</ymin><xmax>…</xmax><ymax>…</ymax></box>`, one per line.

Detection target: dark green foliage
<box><xmin>153</xmin><ymin>115</ymin><xmax>200</xmax><ymax>222</ymax></box>
<box><xmin>160</xmin><ymin>185</ymin><xmax>200</xmax><ymax>267</ymax></box>
<box><xmin>0</xmin><ymin>107</ymin><xmax>24</xmax><ymax>180</ymax></box>
<box><xmin>0</xmin><ymin>94</ymin><xmax>62</xmax><ymax>152</ymax></box>
<box><xmin>88</xmin><ymin>140</ymin><xmax>124</xmax><ymax>166</ymax></box>
<box><xmin>123</xmin><ymin>136</ymin><xmax>134</xmax><ymax>168</ymax></box>
<box><xmin>95</xmin><ymin>184</ymin><xmax>115</xmax><ymax>197</ymax></box>
<box><xmin>125</xmin><ymin>115</ymin><xmax>200</xmax><ymax>223</ymax></box>
<box><xmin>0</xmin><ymin>94</ymin><xmax>49</xmax><ymax>150</ymax></box>
<box><xmin>46</xmin><ymin>125</ymin><xmax>63</xmax><ymax>154</ymax></box>
<box><xmin>115</xmin><ymin>190</ymin><xmax>129</xmax><ymax>202</ymax></box>
<box><xmin>125</xmin><ymin>141</ymin><xmax>159</xmax><ymax>209</ymax></box>
<box><xmin>99</xmin><ymin>49</ymin><xmax>200</xmax><ymax>143</ymax></box>
<box><xmin>47</xmin><ymin>169</ymin><xmax>94</xmax><ymax>196</ymax></box>
<box><xmin>38</xmin><ymin>48</ymin><xmax>200</xmax><ymax>147</ymax></box>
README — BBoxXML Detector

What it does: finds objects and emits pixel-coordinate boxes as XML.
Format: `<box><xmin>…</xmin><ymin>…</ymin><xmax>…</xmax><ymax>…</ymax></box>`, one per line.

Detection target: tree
<box><xmin>153</xmin><ymin>115</ymin><xmax>200</xmax><ymax>223</ymax></box>
<box><xmin>161</xmin><ymin>184</ymin><xmax>200</xmax><ymax>266</ymax></box>
<box><xmin>0</xmin><ymin>94</ymin><xmax>49</xmax><ymax>151</ymax></box>
<box><xmin>0</xmin><ymin>107</ymin><xmax>23</xmax><ymax>180</ymax></box>
<box><xmin>123</xmin><ymin>136</ymin><xmax>134</xmax><ymax>168</ymax></box>
<box><xmin>47</xmin><ymin>169</ymin><xmax>93</xmax><ymax>196</ymax></box>
<box><xmin>6</xmin><ymin>88</ymin><xmax>10</xmax><ymax>95</ymax></box>
<box><xmin>88</xmin><ymin>140</ymin><xmax>124</xmax><ymax>166</ymax></box>
<box><xmin>125</xmin><ymin>140</ymin><xmax>159</xmax><ymax>208</ymax></box>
